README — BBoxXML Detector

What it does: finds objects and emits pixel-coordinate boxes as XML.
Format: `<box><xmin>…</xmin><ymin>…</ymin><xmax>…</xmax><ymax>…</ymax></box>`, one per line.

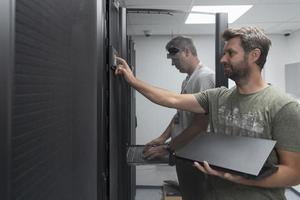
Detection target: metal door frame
<box><xmin>0</xmin><ymin>0</ymin><xmax>14</xmax><ymax>199</ymax></box>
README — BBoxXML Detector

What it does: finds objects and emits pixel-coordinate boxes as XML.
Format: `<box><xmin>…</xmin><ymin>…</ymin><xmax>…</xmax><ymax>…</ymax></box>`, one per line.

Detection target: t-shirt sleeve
<box><xmin>272</xmin><ymin>101</ymin><xmax>300</xmax><ymax>152</ymax></box>
<box><xmin>193</xmin><ymin>91</ymin><xmax>210</xmax><ymax>113</ymax></box>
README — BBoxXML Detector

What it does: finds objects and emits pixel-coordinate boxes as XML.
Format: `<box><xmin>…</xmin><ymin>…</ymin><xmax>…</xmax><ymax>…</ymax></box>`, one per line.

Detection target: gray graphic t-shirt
<box><xmin>194</xmin><ymin>85</ymin><xmax>300</xmax><ymax>200</ymax></box>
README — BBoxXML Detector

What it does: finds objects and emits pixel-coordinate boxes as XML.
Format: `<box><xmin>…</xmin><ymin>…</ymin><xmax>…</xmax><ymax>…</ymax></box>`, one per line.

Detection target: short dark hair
<box><xmin>165</xmin><ymin>36</ymin><xmax>198</xmax><ymax>56</ymax></box>
<box><xmin>222</xmin><ymin>26</ymin><xmax>271</xmax><ymax>69</ymax></box>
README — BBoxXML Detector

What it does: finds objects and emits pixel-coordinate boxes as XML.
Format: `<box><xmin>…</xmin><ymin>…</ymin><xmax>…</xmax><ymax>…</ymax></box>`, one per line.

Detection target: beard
<box><xmin>224</xmin><ymin>57</ymin><xmax>251</xmax><ymax>82</ymax></box>
<box><xmin>173</xmin><ymin>59</ymin><xmax>185</xmax><ymax>73</ymax></box>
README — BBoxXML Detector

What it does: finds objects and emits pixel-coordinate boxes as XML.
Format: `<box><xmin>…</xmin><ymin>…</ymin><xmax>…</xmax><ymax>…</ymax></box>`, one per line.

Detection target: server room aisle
<box><xmin>135</xmin><ymin>187</ymin><xmax>300</xmax><ymax>200</ymax></box>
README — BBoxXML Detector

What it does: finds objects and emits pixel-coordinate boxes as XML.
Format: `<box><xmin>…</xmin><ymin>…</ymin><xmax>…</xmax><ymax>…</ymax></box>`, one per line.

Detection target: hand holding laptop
<box><xmin>194</xmin><ymin>161</ymin><xmax>246</xmax><ymax>183</ymax></box>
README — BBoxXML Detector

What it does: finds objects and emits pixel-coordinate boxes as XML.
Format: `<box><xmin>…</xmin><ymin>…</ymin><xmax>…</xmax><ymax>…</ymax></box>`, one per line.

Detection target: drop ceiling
<box><xmin>121</xmin><ymin>0</ymin><xmax>300</xmax><ymax>36</ymax></box>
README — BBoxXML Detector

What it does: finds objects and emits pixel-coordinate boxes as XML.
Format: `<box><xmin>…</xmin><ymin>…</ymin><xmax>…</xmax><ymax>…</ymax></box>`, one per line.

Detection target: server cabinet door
<box><xmin>107</xmin><ymin>1</ymin><xmax>121</xmax><ymax>199</ymax></box>
<box><xmin>0</xmin><ymin>0</ymin><xmax>14</xmax><ymax>199</ymax></box>
<box><xmin>107</xmin><ymin>1</ymin><xmax>133</xmax><ymax>200</ymax></box>
<box><xmin>97</xmin><ymin>0</ymin><xmax>109</xmax><ymax>199</ymax></box>
<box><xmin>12</xmin><ymin>0</ymin><xmax>98</xmax><ymax>199</ymax></box>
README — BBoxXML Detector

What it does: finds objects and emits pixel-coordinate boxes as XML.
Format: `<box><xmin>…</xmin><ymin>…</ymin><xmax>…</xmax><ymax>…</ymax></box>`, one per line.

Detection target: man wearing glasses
<box><xmin>142</xmin><ymin>36</ymin><xmax>215</xmax><ymax>200</ymax></box>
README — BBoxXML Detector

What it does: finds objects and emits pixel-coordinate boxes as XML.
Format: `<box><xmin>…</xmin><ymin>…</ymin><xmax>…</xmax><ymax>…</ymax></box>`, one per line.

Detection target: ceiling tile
<box><xmin>124</xmin><ymin>0</ymin><xmax>300</xmax><ymax>35</ymax></box>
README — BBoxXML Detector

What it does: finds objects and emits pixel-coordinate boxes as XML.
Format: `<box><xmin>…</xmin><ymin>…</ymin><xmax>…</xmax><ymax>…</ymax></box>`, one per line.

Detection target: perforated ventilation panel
<box><xmin>13</xmin><ymin>0</ymin><xmax>74</xmax><ymax>199</ymax></box>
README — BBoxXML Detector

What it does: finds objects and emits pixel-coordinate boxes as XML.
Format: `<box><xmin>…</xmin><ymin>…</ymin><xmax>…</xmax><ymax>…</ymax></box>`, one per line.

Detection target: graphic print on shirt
<box><xmin>217</xmin><ymin>106</ymin><xmax>264</xmax><ymax>137</ymax></box>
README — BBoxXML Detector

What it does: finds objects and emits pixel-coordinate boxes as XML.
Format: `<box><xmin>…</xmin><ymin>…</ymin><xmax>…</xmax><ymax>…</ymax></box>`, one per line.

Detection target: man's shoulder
<box><xmin>255</xmin><ymin>85</ymin><xmax>299</xmax><ymax>116</ymax></box>
<box><xmin>194</xmin><ymin>66</ymin><xmax>215</xmax><ymax>76</ymax></box>
<box><xmin>265</xmin><ymin>85</ymin><xmax>297</xmax><ymax>103</ymax></box>
<box><xmin>190</xmin><ymin>66</ymin><xmax>215</xmax><ymax>89</ymax></box>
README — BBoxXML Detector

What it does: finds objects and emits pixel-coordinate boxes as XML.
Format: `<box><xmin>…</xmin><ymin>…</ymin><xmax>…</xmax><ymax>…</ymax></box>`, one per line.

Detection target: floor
<box><xmin>135</xmin><ymin>187</ymin><xmax>300</xmax><ymax>200</ymax></box>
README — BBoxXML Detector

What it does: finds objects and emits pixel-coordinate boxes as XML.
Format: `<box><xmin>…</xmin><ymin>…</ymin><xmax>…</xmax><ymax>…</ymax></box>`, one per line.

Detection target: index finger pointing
<box><xmin>116</xmin><ymin>56</ymin><xmax>125</xmax><ymax>63</ymax></box>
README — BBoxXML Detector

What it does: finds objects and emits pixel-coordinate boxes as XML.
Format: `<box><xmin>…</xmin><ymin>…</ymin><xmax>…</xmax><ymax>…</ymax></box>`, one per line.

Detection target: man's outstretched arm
<box><xmin>115</xmin><ymin>57</ymin><xmax>205</xmax><ymax>114</ymax></box>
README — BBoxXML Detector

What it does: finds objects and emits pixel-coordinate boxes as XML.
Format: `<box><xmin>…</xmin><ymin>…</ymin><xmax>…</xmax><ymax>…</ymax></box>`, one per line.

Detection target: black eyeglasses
<box><xmin>167</xmin><ymin>47</ymin><xmax>181</xmax><ymax>58</ymax></box>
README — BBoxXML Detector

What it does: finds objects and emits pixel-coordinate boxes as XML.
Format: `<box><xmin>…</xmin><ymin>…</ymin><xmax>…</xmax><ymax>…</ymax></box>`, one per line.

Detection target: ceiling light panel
<box><xmin>185</xmin><ymin>5</ymin><xmax>253</xmax><ymax>24</ymax></box>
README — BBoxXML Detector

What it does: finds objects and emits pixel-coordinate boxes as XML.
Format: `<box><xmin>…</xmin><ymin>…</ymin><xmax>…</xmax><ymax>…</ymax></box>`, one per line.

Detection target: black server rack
<box><xmin>0</xmin><ymin>0</ymin><xmax>102</xmax><ymax>199</ymax></box>
<box><xmin>0</xmin><ymin>0</ymin><xmax>135</xmax><ymax>199</ymax></box>
<box><xmin>107</xmin><ymin>0</ymin><xmax>121</xmax><ymax>199</ymax></box>
<box><xmin>0</xmin><ymin>0</ymin><xmax>13</xmax><ymax>199</ymax></box>
<box><xmin>97</xmin><ymin>0</ymin><xmax>109</xmax><ymax>199</ymax></box>
<box><xmin>106</xmin><ymin>1</ymin><xmax>134</xmax><ymax>200</ymax></box>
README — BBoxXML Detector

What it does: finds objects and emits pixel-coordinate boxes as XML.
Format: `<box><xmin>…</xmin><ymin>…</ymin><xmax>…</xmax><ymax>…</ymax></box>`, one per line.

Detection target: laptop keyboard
<box><xmin>126</xmin><ymin>146</ymin><xmax>169</xmax><ymax>164</ymax></box>
<box><xmin>127</xmin><ymin>146</ymin><xmax>146</xmax><ymax>163</ymax></box>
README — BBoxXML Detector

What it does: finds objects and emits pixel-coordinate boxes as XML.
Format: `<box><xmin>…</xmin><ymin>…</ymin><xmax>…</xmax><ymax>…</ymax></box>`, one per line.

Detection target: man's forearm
<box><xmin>160</xmin><ymin>118</ymin><xmax>174</xmax><ymax>141</ymax></box>
<box><xmin>169</xmin><ymin>126</ymin><xmax>201</xmax><ymax>151</ymax></box>
<box><xmin>169</xmin><ymin>114</ymin><xmax>208</xmax><ymax>151</ymax></box>
<box><xmin>130</xmin><ymin>78</ymin><xmax>205</xmax><ymax>113</ymax></box>
<box><xmin>131</xmin><ymin>78</ymin><xmax>181</xmax><ymax>109</ymax></box>
<box><xmin>238</xmin><ymin>164</ymin><xmax>300</xmax><ymax>188</ymax></box>
<box><xmin>231</xmin><ymin>150</ymin><xmax>300</xmax><ymax>188</ymax></box>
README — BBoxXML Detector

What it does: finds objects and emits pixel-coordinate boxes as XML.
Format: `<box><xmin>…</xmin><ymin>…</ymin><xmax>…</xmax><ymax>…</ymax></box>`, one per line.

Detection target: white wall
<box><xmin>286</xmin><ymin>30</ymin><xmax>300</xmax><ymax>63</ymax></box>
<box><xmin>133</xmin><ymin>33</ymin><xmax>300</xmax><ymax>186</ymax></box>
<box><xmin>262</xmin><ymin>31</ymin><xmax>300</xmax><ymax>91</ymax></box>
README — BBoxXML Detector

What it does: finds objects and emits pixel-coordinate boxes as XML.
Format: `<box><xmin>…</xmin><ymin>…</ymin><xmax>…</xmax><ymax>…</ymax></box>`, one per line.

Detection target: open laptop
<box><xmin>126</xmin><ymin>145</ymin><xmax>169</xmax><ymax>165</ymax></box>
<box><xmin>175</xmin><ymin>133</ymin><xmax>277</xmax><ymax>179</ymax></box>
